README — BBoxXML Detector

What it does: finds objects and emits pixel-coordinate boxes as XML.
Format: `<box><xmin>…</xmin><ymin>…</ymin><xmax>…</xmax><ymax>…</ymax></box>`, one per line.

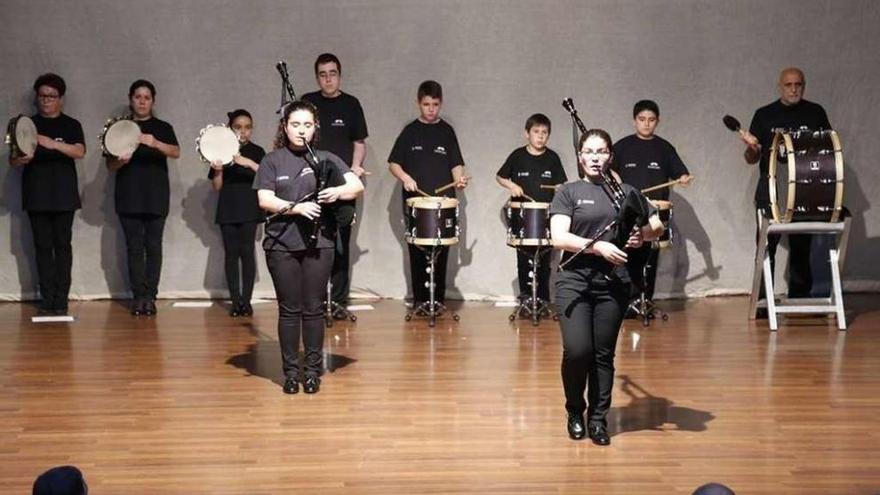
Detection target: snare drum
<box><xmin>506</xmin><ymin>201</ymin><xmax>551</xmax><ymax>247</ymax></box>
<box><xmin>100</xmin><ymin>117</ymin><xmax>141</xmax><ymax>159</ymax></box>
<box><xmin>405</xmin><ymin>196</ymin><xmax>460</xmax><ymax>246</ymax></box>
<box><xmin>5</xmin><ymin>114</ymin><xmax>37</xmax><ymax>157</ymax></box>
<box><xmin>769</xmin><ymin>128</ymin><xmax>844</xmax><ymax>223</ymax></box>
<box><xmin>649</xmin><ymin>199</ymin><xmax>673</xmax><ymax>249</ymax></box>
<box><xmin>196</xmin><ymin>124</ymin><xmax>240</xmax><ymax>166</ymax></box>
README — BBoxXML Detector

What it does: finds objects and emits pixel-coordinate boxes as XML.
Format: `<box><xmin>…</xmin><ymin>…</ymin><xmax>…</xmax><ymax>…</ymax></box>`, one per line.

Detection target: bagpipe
<box><xmin>558</xmin><ymin>98</ymin><xmax>653</xmax><ymax>272</ymax></box>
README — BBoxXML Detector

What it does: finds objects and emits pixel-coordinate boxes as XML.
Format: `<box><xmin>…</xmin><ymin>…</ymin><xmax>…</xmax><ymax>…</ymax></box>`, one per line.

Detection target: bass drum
<box><xmin>769</xmin><ymin>128</ymin><xmax>844</xmax><ymax>222</ymax></box>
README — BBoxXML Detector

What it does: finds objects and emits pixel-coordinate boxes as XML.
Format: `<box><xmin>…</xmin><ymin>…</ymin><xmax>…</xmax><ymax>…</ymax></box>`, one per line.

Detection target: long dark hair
<box><xmin>273</xmin><ymin>100</ymin><xmax>320</xmax><ymax>149</ymax></box>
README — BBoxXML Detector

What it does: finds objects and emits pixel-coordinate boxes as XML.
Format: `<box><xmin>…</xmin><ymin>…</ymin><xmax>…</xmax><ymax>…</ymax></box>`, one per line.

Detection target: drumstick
<box><xmin>434</xmin><ymin>176</ymin><xmax>471</xmax><ymax>195</ymax></box>
<box><xmin>641</xmin><ymin>178</ymin><xmax>687</xmax><ymax>194</ymax></box>
<box><xmin>415</xmin><ymin>188</ymin><xmax>431</xmax><ymax>197</ymax></box>
<box><xmin>540</xmin><ymin>184</ymin><xmax>560</xmax><ymax>190</ymax></box>
<box><xmin>520</xmin><ymin>193</ymin><xmax>537</xmax><ymax>202</ymax></box>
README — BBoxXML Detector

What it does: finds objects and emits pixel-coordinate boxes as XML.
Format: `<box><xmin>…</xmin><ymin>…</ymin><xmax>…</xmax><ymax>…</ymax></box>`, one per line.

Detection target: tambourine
<box><xmin>99</xmin><ymin>116</ymin><xmax>141</xmax><ymax>159</ymax></box>
<box><xmin>5</xmin><ymin>114</ymin><xmax>38</xmax><ymax>157</ymax></box>
<box><xmin>196</xmin><ymin>124</ymin><xmax>240</xmax><ymax>166</ymax></box>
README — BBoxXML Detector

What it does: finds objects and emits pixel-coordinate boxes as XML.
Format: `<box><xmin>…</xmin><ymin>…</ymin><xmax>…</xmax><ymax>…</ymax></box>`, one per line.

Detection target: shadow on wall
<box><xmin>1</xmin><ymin>163</ymin><xmax>37</xmax><ymax>299</ymax></box>
<box><xmin>840</xmin><ymin>166</ymin><xmax>878</xmax><ymax>285</ymax></box>
<box><xmin>664</xmin><ymin>191</ymin><xmax>722</xmax><ymax>298</ymax></box>
<box><xmin>386</xmin><ymin>183</ymin><xmax>411</xmax><ymax>301</ymax></box>
<box><xmin>80</xmin><ymin>151</ymin><xmax>129</xmax><ymax>298</ymax></box>
<box><xmin>181</xmin><ymin>177</ymin><xmax>227</xmax><ymax>297</ymax></box>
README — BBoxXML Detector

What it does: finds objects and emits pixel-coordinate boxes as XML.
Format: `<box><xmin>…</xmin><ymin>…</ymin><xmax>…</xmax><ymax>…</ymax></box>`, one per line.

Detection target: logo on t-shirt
<box><xmin>648</xmin><ymin>162</ymin><xmax>660</xmax><ymax>170</ymax></box>
<box><xmin>278</xmin><ymin>175</ymin><xmax>290</xmax><ymax>181</ymax></box>
<box><xmin>624</xmin><ymin>162</ymin><xmax>637</xmax><ymax>168</ymax></box>
<box><xmin>298</xmin><ymin>168</ymin><xmax>314</xmax><ymax>177</ymax></box>
<box><xmin>517</xmin><ymin>171</ymin><xmax>530</xmax><ymax>177</ymax></box>
<box><xmin>332</xmin><ymin>118</ymin><xmax>345</xmax><ymax>127</ymax></box>
<box><xmin>541</xmin><ymin>171</ymin><xmax>553</xmax><ymax>178</ymax></box>
<box><xmin>411</xmin><ymin>145</ymin><xmax>423</xmax><ymax>151</ymax></box>
<box><xmin>434</xmin><ymin>146</ymin><xmax>447</xmax><ymax>155</ymax></box>
<box><xmin>576</xmin><ymin>199</ymin><xmax>595</xmax><ymax>206</ymax></box>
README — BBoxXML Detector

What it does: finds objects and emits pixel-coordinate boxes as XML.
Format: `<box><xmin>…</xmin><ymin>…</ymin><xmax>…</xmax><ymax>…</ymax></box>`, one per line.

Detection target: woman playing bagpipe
<box><xmin>254</xmin><ymin>100</ymin><xmax>364</xmax><ymax>394</ymax></box>
<box><xmin>549</xmin><ymin>128</ymin><xmax>663</xmax><ymax>445</ymax></box>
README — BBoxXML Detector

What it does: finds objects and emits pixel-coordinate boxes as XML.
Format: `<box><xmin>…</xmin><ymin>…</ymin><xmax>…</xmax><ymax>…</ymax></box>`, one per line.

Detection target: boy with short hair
<box><xmin>496</xmin><ymin>113</ymin><xmax>567</xmax><ymax>303</ymax></box>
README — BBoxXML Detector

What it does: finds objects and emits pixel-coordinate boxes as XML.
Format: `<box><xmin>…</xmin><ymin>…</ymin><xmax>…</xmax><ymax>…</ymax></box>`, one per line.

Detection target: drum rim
<box><xmin>507</xmin><ymin>201</ymin><xmax>551</xmax><ymax>209</ymax></box>
<box><xmin>648</xmin><ymin>199</ymin><xmax>673</xmax><ymax>210</ymax></box>
<box><xmin>769</xmin><ymin>129</ymin><xmax>844</xmax><ymax>223</ymax></box>
<box><xmin>8</xmin><ymin>114</ymin><xmax>37</xmax><ymax>156</ymax></box>
<box><xmin>405</xmin><ymin>196</ymin><xmax>459</xmax><ymax>208</ymax></box>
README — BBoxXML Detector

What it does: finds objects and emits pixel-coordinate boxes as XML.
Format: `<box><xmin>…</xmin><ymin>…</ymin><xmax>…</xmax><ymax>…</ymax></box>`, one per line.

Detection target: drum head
<box><xmin>405</xmin><ymin>196</ymin><xmax>459</xmax><ymax>209</ymax></box>
<box><xmin>103</xmin><ymin>120</ymin><xmax>141</xmax><ymax>158</ymax></box>
<box><xmin>649</xmin><ymin>199</ymin><xmax>672</xmax><ymax>211</ymax></box>
<box><xmin>14</xmin><ymin>116</ymin><xmax>37</xmax><ymax>155</ymax></box>
<box><xmin>197</xmin><ymin>125</ymin><xmax>239</xmax><ymax>165</ymax></box>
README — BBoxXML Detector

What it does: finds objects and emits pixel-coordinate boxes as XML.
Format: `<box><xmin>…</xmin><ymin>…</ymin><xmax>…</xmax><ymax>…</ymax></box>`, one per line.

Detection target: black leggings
<box><xmin>28</xmin><ymin>211</ymin><xmax>75</xmax><ymax>306</ymax></box>
<box><xmin>266</xmin><ymin>248</ymin><xmax>333</xmax><ymax>380</ymax></box>
<box><xmin>119</xmin><ymin>213</ymin><xmax>166</xmax><ymax>300</ymax></box>
<box><xmin>556</xmin><ymin>272</ymin><xmax>629</xmax><ymax>427</ymax></box>
<box><xmin>220</xmin><ymin>222</ymin><xmax>258</xmax><ymax>303</ymax></box>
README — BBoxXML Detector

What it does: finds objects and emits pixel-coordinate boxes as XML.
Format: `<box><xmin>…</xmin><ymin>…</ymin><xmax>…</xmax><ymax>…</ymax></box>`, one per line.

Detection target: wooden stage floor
<box><xmin>1</xmin><ymin>296</ymin><xmax>878</xmax><ymax>494</ymax></box>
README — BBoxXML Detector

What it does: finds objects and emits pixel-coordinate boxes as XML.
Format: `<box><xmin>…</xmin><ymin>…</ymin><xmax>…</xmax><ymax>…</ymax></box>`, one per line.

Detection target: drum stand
<box><xmin>627</xmin><ymin>251</ymin><xmax>669</xmax><ymax>327</ymax></box>
<box><xmin>323</xmin><ymin>283</ymin><xmax>356</xmax><ymax>328</ymax></box>
<box><xmin>405</xmin><ymin>245</ymin><xmax>460</xmax><ymax>328</ymax></box>
<box><xmin>509</xmin><ymin>246</ymin><xmax>557</xmax><ymax>326</ymax></box>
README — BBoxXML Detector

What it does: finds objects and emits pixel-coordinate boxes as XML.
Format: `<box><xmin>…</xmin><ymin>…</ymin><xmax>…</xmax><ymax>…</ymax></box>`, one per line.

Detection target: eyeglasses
<box><xmin>37</xmin><ymin>93</ymin><xmax>60</xmax><ymax>101</ymax></box>
<box><xmin>580</xmin><ymin>149</ymin><xmax>610</xmax><ymax>157</ymax></box>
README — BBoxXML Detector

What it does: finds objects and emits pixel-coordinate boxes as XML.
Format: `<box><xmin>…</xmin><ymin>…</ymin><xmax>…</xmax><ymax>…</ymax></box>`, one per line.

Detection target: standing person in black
<box><xmin>9</xmin><ymin>73</ymin><xmax>85</xmax><ymax>315</ymax></box>
<box><xmin>496</xmin><ymin>113</ymin><xmax>567</xmax><ymax>303</ymax></box>
<box><xmin>208</xmin><ymin>109</ymin><xmax>265</xmax><ymax>317</ymax></box>
<box><xmin>612</xmin><ymin>100</ymin><xmax>691</xmax><ymax>303</ymax></box>
<box><xmin>550</xmin><ymin>129</ymin><xmax>662</xmax><ymax>445</ymax></box>
<box><xmin>255</xmin><ymin>100</ymin><xmax>364</xmax><ymax>394</ymax></box>
<box><xmin>739</xmin><ymin>67</ymin><xmax>832</xmax><ymax>302</ymax></box>
<box><xmin>388</xmin><ymin>80</ymin><xmax>469</xmax><ymax>307</ymax></box>
<box><xmin>302</xmin><ymin>53</ymin><xmax>369</xmax><ymax>313</ymax></box>
<box><xmin>106</xmin><ymin>79</ymin><xmax>180</xmax><ymax>316</ymax></box>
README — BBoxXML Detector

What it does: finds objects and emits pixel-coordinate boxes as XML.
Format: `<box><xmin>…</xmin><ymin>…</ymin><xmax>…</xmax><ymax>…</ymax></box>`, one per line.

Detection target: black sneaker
<box><xmin>130</xmin><ymin>299</ymin><xmax>144</xmax><ymax>316</ymax></box>
<box><xmin>143</xmin><ymin>300</ymin><xmax>157</xmax><ymax>316</ymax></box>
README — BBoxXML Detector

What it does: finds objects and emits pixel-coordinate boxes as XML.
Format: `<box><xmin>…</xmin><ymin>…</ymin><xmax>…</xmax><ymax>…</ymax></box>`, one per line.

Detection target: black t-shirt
<box><xmin>550</xmin><ymin>180</ymin><xmax>652</xmax><ymax>281</ymax></box>
<box><xmin>208</xmin><ymin>141</ymin><xmax>266</xmax><ymax>224</ymax></box>
<box><xmin>388</xmin><ymin>119</ymin><xmax>464</xmax><ymax>201</ymax></box>
<box><xmin>22</xmin><ymin>113</ymin><xmax>84</xmax><ymax>212</ymax></box>
<box><xmin>114</xmin><ymin>117</ymin><xmax>179</xmax><ymax>216</ymax></box>
<box><xmin>254</xmin><ymin>147</ymin><xmax>349</xmax><ymax>252</ymax></box>
<box><xmin>747</xmin><ymin>99</ymin><xmax>831</xmax><ymax>207</ymax></box>
<box><xmin>611</xmin><ymin>134</ymin><xmax>689</xmax><ymax>201</ymax></box>
<box><xmin>496</xmin><ymin>146</ymin><xmax>567</xmax><ymax>203</ymax></box>
<box><xmin>301</xmin><ymin>91</ymin><xmax>368</xmax><ymax>166</ymax></box>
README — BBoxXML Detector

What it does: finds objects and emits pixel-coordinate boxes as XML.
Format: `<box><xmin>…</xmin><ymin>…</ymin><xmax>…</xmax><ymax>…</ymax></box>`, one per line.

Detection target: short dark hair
<box><xmin>128</xmin><ymin>79</ymin><xmax>156</xmax><ymax>100</ymax></box>
<box><xmin>633</xmin><ymin>99</ymin><xmax>659</xmax><ymax>118</ymax></box>
<box><xmin>525</xmin><ymin>113</ymin><xmax>551</xmax><ymax>133</ymax></box>
<box><xmin>227</xmin><ymin>109</ymin><xmax>253</xmax><ymax>127</ymax></box>
<box><xmin>314</xmin><ymin>53</ymin><xmax>341</xmax><ymax>75</ymax></box>
<box><xmin>33</xmin><ymin>73</ymin><xmax>66</xmax><ymax>96</ymax></box>
<box><xmin>417</xmin><ymin>80</ymin><xmax>443</xmax><ymax>101</ymax></box>
<box><xmin>274</xmin><ymin>100</ymin><xmax>320</xmax><ymax>149</ymax></box>
<box><xmin>692</xmin><ymin>482</ymin><xmax>736</xmax><ymax>495</ymax></box>
<box><xmin>32</xmin><ymin>465</ymin><xmax>87</xmax><ymax>495</ymax></box>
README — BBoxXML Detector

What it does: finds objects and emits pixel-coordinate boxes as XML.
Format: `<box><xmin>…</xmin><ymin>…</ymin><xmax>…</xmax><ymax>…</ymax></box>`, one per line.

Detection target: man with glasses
<box><xmin>302</xmin><ymin>53</ymin><xmax>368</xmax><ymax>315</ymax></box>
<box><xmin>739</xmin><ymin>68</ymin><xmax>833</xmax><ymax>304</ymax></box>
<box><xmin>9</xmin><ymin>73</ymin><xmax>85</xmax><ymax>315</ymax></box>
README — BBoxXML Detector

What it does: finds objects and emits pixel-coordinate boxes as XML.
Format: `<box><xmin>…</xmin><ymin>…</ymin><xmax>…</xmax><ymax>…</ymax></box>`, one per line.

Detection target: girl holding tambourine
<box><xmin>207</xmin><ymin>109</ymin><xmax>265</xmax><ymax>317</ymax></box>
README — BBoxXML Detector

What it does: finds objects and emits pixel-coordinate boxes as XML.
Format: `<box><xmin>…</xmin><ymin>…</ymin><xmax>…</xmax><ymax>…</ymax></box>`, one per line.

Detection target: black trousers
<box><xmin>266</xmin><ymin>248</ymin><xmax>333</xmax><ymax>380</ymax></box>
<box><xmin>756</xmin><ymin>209</ymin><xmax>815</xmax><ymax>298</ymax></box>
<box><xmin>330</xmin><ymin>222</ymin><xmax>353</xmax><ymax>304</ymax></box>
<box><xmin>119</xmin><ymin>213</ymin><xmax>166</xmax><ymax>300</ymax></box>
<box><xmin>626</xmin><ymin>246</ymin><xmax>660</xmax><ymax>301</ymax></box>
<box><xmin>516</xmin><ymin>247</ymin><xmax>552</xmax><ymax>301</ymax></box>
<box><xmin>556</xmin><ymin>272</ymin><xmax>629</xmax><ymax>427</ymax></box>
<box><xmin>220</xmin><ymin>222</ymin><xmax>258</xmax><ymax>303</ymax></box>
<box><xmin>408</xmin><ymin>244</ymin><xmax>449</xmax><ymax>303</ymax></box>
<box><xmin>28</xmin><ymin>211</ymin><xmax>75</xmax><ymax>308</ymax></box>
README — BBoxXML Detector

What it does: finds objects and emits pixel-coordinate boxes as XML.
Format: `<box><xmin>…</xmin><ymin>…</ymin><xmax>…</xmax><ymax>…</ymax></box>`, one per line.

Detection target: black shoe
<box><xmin>303</xmin><ymin>376</ymin><xmax>321</xmax><ymax>394</ymax></box>
<box><xmin>130</xmin><ymin>299</ymin><xmax>144</xmax><ymax>316</ymax></box>
<box><xmin>53</xmin><ymin>302</ymin><xmax>69</xmax><ymax>316</ymax></box>
<box><xmin>144</xmin><ymin>300</ymin><xmax>157</xmax><ymax>316</ymax></box>
<box><xmin>229</xmin><ymin>302</ymin><xmax>242</xmax><ymax>317</ymax></box>
<box><xmin>588</xmin><ymin>424</ymin><xmax>610</xmax><ymax>446</ymax></box>
<box><xmin>567</xmin><ymin>413</ymin><xmax>586</xmax><ymax>440</ymax></box>
<box><xmin>755</xmin><ymin>308</ymin><xmax>768</xmax><ymax>319</ymax></box>
<box><xmin>282</xmin><ymin>377</ymin><xmax>299</xmax><ymax>394</ymax></box>
<box><xmin>241</xmin><ymin>302</ymin><xmax>253</xmax><ymax>317</ymax></box>
<box><xmin>37</xmin><ymin>300</ymin><xmax>54</xmax><ymax>315</ymax></box>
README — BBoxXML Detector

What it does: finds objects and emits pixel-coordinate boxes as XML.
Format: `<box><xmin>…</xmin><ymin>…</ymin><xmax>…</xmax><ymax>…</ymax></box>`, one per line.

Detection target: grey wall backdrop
<box><xmin>2</xmin><ymin>0</ymin><xmax>879</xmax><ymax>301</ymax></box>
